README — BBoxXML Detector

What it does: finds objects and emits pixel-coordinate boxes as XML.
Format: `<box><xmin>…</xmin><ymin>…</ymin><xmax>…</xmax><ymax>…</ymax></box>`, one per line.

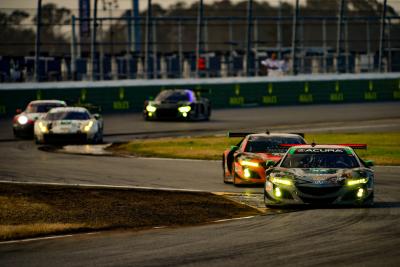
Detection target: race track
<box><xmin>0</xmin><ymin>102</ymin><xmax>399</xmax><ymax>266</ymax></box>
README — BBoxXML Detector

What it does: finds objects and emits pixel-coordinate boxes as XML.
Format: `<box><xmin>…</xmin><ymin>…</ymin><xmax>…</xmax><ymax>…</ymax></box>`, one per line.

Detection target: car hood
<box><xmin>150</xmin><ymin>101</ymin><xmax>190</xmax><ymax>108</ymax></box>
<box><xmin>242</xmin><ymin>152</ymin><xmax>284</xmax><ymax>162</ymax></box>
<box><xmin>273</xmin><ymin>167</ymin><xmax>366</xmax><ymax>185</ymax></box>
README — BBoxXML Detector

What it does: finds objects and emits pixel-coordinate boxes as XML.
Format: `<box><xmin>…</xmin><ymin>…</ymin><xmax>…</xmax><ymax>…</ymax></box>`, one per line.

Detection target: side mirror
<box><xmin>93</xmin><ymin>114</ymin><xmax>101</xmax><ymax>120</ymax></box>
<box><xmin>230</xmin><ymin>145</ymin><xmax>239</xmax><ymax>151</ymax></box>
<box><xmin>16</xmin><ymin>108</ymin><xmax>22</xmax><ymax>114</ymax></box>
<box><xmin>364</xmin><ymin>160</ymin><xmax>374</xmax><ymax>167</ymax></box>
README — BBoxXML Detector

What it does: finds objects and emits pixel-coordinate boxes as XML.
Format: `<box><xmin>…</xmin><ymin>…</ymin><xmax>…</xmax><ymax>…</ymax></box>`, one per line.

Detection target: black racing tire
<box><xmin>97</xmin><ymin>132</ymin><xmax>103</xmax><ymax>144</ymax></box>
<box><xmin>362</xmin><ymin>192</ymin><xmax>374</xmax><ymax>207</ymax></box>
<box><xmin>232</xmin><ymin>169</ymin><xmax>240</xmax><ymax>187</ymax></box>
<box><xmin>222</xmin><ymin>155</ymin><xmax>230</xmax><ymax>184</ymax></box>
<box><xmin>34</xmin><ymin>136</ymin><xmax>42</xmax><ymax>145</ymax></box>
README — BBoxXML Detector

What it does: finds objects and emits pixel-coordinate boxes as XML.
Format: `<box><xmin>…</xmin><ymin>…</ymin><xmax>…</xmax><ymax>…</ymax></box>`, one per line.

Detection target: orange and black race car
<box><xmin>222</xmin><ymin>132</ymin><xmax>306</xmax><ymax>186</ymax></box>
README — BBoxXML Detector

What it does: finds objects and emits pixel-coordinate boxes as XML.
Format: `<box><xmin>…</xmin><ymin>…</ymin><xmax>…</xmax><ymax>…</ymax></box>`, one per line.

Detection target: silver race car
<box><xmin>34</xmin><ymin>107</ymin><xmax>103</xmax><ymax>144</ymax></box>
<box><xmin>264</xmin><ymin>144</ymin><xmax>374</xmax><ymax>207</ymax></box>
<box><xmin>13</xmin><ymin>100</ymin><xmax>67</xmax><ymax>138</ymax></box>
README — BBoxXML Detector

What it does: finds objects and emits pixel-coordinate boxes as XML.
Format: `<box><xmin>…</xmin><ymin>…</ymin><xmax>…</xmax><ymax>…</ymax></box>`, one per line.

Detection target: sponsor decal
<box><xmin>230</xmin><ymin>84</ymin><xmax>244</xmax><ymax>105</ymax></box>
<box><xmin>36</xmin><ymin>90</ymin><xmax>42</xmax><ymax>100</ymax></box>
<box><xmin>80</xmin><ymin>89</ymin><xmax>87</xmax><ymax>102</ymax></box>
<box><xmin>330</xmin><ymin>81</ymin><xmax>344</xmax><ymax>102</ymax></box>
<box><xmin>113</xmin><ymin>87</ymin><xmax>130</xmax><ymax>110</ymax></box>
<box><xmin>295</xmin><ymin>148</ymin><xmax>345</xmax><ymax>153</ymax></box>
<box><xmin>364</xmin><ymin>80</ymin><xmax>377</xmax><ymax>100</ymax></box>
<box><xmin>263</xmin><ymin>83</ymin><xmax>278</xmax><ymax>104</ymax></box>
<box><xmin>298</xmin><ymin>82</ymin><xmax>313</xmax><ymax>103</ymax></box>
<box><xmin>394</xmin><ymin>80</ymin><xmax>400</xmax><ymax>100</ymax></box>
<box><xmin>113</xmin><ymin>101</ymin><xmax>130</xmax><ymax>110</ymax></box>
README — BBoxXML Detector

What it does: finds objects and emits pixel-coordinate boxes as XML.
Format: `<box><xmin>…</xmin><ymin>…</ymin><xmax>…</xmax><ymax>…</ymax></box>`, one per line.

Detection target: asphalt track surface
<box><xmin>0</xmin><ymin>102</ymin><xmax>399</xmax><ymax>266</ymax></box>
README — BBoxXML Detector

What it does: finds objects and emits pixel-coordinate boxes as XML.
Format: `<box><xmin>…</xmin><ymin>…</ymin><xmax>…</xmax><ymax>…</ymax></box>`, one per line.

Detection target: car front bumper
<box><xmin>13</xmin><ymin>123</ymin><xmax>34</xmax><ymax>138</ymax></box>
<box><xmin>264</xmin><ymin>181</ymin><xmax>374</xmax><ymax>206</ymax></box>
<box><xmin>144</xmin><ymin>108</ymin><xmax>194</xmax><ymax>121</ymax></box>
<box><xmin>233</xmin><ymin>162</ymin><xmax>266</xmax><ymax>185</ymax></box>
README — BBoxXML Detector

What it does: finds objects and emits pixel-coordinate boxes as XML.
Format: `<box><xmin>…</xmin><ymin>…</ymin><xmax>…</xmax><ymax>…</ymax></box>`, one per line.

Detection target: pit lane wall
<box><xmin>0</xmin><ymin>73</ymin><xmax>399</xmax><ymax>116</ymax></box>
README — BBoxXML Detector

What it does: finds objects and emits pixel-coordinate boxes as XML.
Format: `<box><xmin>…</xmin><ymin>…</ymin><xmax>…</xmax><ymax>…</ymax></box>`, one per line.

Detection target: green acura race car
<box><xmin>264</xmin><ymin>144</ymin><xmax>374</xmax><ymax>207</ymax></box>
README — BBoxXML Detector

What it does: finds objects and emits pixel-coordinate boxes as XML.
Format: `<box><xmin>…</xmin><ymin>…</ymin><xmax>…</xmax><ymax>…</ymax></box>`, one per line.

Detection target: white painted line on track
<box><xmin>374</xmin><ymin>165</ymin><xmax>400</xmax><ymax>168</ymax></box>
<box><xmin>0</xmin><ymin>232</ymin><xmax>99</xmax><ymax>245</ymax></box>
<box><xmin>0</xmin><ymin>180</ymin><xmax>207</xmax><ymax>193</ymax></box>
<box><xmin>213</xmin><ymin>216</ymin><xmax>255</xmax><ymax>223</ymax></box>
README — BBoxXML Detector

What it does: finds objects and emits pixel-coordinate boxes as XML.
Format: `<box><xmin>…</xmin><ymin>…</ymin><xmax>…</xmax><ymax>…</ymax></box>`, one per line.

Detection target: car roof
<box><xmin>29</xmin><ymin>100</ymin><xmax>66</xmax><ymax>105</ymax></box>
<box><xmin>48</xmin><ymin>107</ymin><xmax>89</xmax><ymax>113</ymax></box>
<box><xmin>163</xmin><ymin>89</ymin><xmax>193</xmax><ymax>92</ymax></box>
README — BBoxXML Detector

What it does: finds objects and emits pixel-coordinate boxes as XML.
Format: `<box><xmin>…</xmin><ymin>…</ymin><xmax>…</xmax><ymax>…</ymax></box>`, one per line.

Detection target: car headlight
<box><xmin>270</xmin><ymin>176</ymin><xmax>293</xmax><ymax>186</ymax></box>
<box><xmin>17</xmin><ymin>115</ymin><xmax>28</xmax><ymax>125</ymax></box>
<box><xmin>38</xmin><ymin>121</ymin><xmax>48</xmax><ymax>133</ymax></box>
<box><xmin>239</xmin><ymin>159</ymin><xmax>259</xmax><ymax>167</ymax></box>
<box><xmin>146</xmin><ymin>104</ymin><xmax>157</xmax><ymax>113</ymax></box>
<box><xmin>178</xmin><ymin>106</ymin><xmax>191</xmax><ymax>113</ymax></box>
<box><xmin>83</xmin><ymin>121</ymin><xmax>94</xmax><ymax>132</ymax></box>
<box><xmin>346</xmin><ymin>178</ymin><xmax>368</xmax><ymax>186</ymax></box>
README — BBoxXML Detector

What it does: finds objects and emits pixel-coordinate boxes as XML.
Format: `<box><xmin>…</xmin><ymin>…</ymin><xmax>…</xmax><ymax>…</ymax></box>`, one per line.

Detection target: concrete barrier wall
<box><xmin>0</xmin><ymin>73</ymin><xmax>399</xmax><ymax>116</ymax></box>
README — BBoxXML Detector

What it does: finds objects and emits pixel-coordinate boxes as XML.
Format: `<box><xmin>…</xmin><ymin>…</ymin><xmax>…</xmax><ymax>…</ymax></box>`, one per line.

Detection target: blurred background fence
<box><xmin>1</xmin><ymin>0</ymin><xmax>400</xmax><ymax>82</ymax></box>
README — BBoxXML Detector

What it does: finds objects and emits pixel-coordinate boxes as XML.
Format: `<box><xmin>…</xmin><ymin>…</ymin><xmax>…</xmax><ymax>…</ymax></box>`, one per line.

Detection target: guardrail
<box><xmin>0</xmin><ymin>73</ymin><xmax>399</xmax><ymax>116</ymax></box>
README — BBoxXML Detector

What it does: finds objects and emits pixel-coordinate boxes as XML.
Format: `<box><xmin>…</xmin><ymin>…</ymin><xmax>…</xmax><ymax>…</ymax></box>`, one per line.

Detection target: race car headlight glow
<box><xmin>38</xmin><ymin>121</ymin><xmax>48</xmax><ymax>133</ymax></box>
<box><xmin>178</xmin><ymin>106</ymin><xmax>191</xmax><ymax>113</ymax></box>
<box><xmin>357</xmin><ymin>188</ymin><xmax>365</xmax><ymax>198</ymax></box>
<box><xmin>243</xmin><ymin>168</ymin><xmax>251</xmax><ymax>178</ymax></box>
<box><xmin>146</xmin><ymin>105</ymin><xmax>157</xmax><ymax>113</ymax></box>
<box><xmin>275</xmin><ymin>187</ymin><xmax>282</xmax><ymax>197</ymax></box>
<box><xmin>239</xmin><ymin>160</ymin><xmax>259</xmax><ymax>167</ymax></box>
<box><xmin>270</xmin><ymin>177</ymin><xmax>293</xmax><ymax>186</ymax></box>
<box><xmin>17</xmin><ymin>115</ymin><xmax>28</xmax><ymax>125</ymax></box>
<box><xmin>83</xmin><ymin>121</ymin><xmax>94</xmax><ymax>132</ymax></box>
<box><xmin>346</xmin><ymin>178</ymin><xmax>368</xmax><ymax>186</ymax></box>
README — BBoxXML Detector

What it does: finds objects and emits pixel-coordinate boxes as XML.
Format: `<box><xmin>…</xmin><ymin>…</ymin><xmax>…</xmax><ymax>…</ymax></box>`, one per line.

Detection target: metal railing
<box><xmin>0</xmin><ymin>0</ymin><xmax>399</xmax><ymax>82</ymax></box>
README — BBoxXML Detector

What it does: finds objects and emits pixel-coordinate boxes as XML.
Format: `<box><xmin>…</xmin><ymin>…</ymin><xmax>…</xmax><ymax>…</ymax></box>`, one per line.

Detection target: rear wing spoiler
<box><xmin>279</xmin><ymin>143</ymin><xmax>367</xmax><ymax>149</ymax></box>
<box><xmin>227</xmin><ymin>132</ymin><xmax>253</xmax><ymax>138</ymax></box>
<box><xmin>338</xmin><ymin>144</ymin><xmax>367</xmax><ymax>149</ymax></box>
<box><xmin>228</xmin><ymin>132</ymin><xmax>305</xmax><ymax>138</ymax></box>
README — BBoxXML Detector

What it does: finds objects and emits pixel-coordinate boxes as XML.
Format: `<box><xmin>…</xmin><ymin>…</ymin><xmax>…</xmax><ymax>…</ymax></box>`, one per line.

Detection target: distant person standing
<box><xmin>261</xmin><ymin>53</ymin><xmax>286</xmax><ymax>76</ymax></box>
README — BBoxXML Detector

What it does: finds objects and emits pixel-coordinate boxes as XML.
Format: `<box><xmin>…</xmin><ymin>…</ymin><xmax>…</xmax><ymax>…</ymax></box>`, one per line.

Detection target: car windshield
<box><xmin>155</xmin><ymin>90</ymin><xmax>194</xmax><ymax>102</ymax></box>
<box><xmin>245</xmin><ymin>136</ymin><xmax>305</xmax><ymax>153</ymax></box>
<box><xmin>26</xmin><ymin>103</ymin><xmax>65</xmax><ymax>113</ymax></box>
<box><xmin>46</xmin><ymin>111</ymin><xmax>90</xmax><ymax>121</ymax></box>
<box><xmin>281</xmin><ymin>151</ymin><xmax>360</xmax><ymax>168</ymax></box>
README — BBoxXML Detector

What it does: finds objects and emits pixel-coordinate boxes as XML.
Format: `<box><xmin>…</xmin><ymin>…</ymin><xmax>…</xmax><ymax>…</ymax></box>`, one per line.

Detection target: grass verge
<box><xmin>108</xmin><ymin>133</ymin><xmax>400</xmax><ymax>165</ymax></box>
<box><xmin>0</xmin><ymin>183</ymin><xmax>260</xmax><ymax>241</ymax></box>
